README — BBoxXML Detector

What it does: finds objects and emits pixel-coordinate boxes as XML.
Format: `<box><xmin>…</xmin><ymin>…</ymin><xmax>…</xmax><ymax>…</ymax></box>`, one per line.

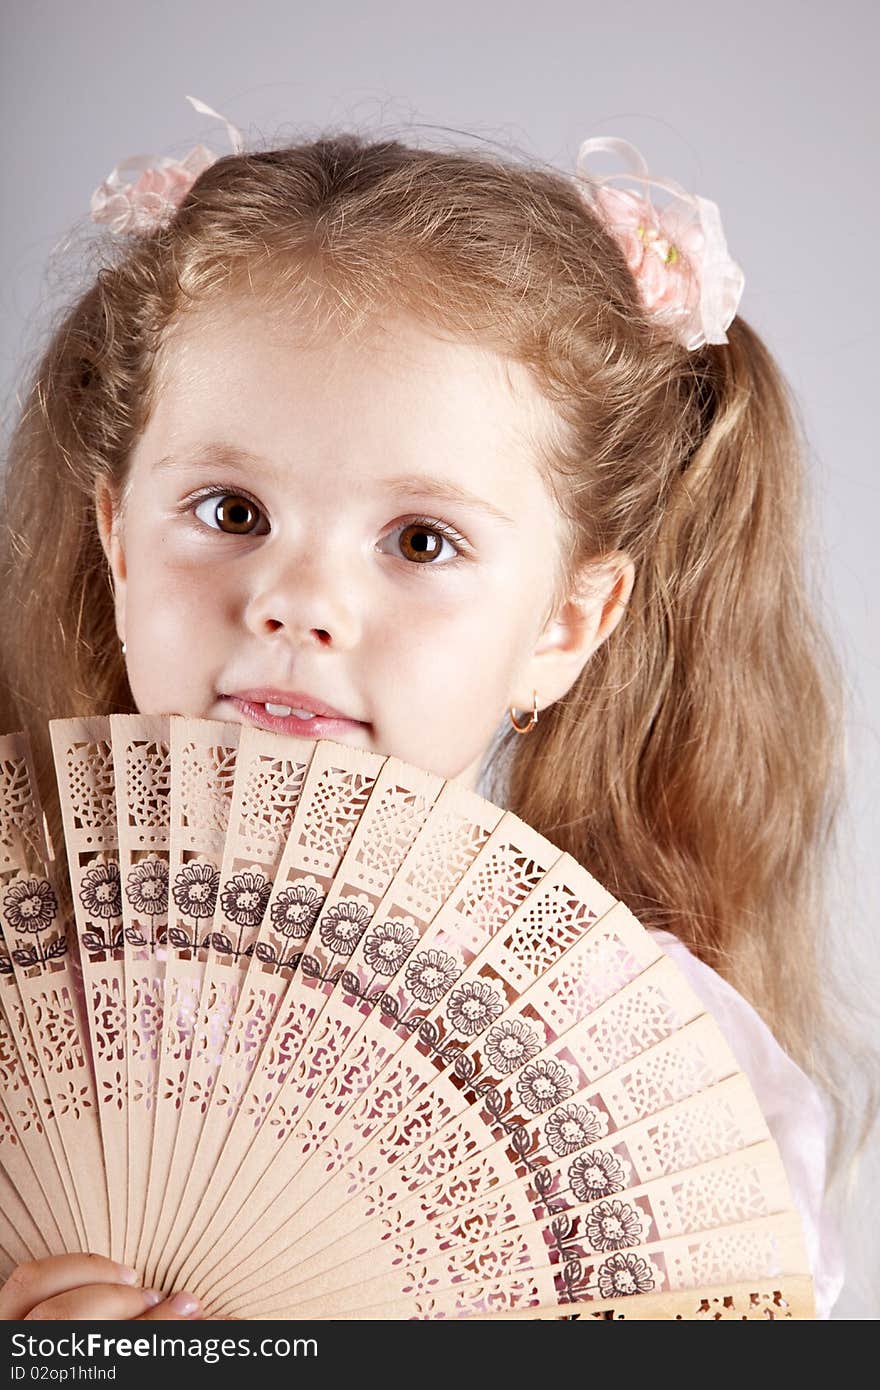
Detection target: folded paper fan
<box><xmin>0</xmin><ymin>715</ymin><xmax>816</xmax><ymax>1319</ymax></box>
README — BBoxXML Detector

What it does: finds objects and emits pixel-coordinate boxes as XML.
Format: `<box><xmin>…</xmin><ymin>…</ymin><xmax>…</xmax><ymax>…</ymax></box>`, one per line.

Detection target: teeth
<box><xmin>264</xmin><ymin>702</ymin><xmax>317</xmax><ymax>720</ymax></box>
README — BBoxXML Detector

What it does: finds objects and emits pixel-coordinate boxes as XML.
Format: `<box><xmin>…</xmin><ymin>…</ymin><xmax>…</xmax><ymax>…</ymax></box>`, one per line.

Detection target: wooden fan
<box><xmin>0</xmin><ymin>715</ymin><xmax>815</xmax><ymax>1319</ymax></box>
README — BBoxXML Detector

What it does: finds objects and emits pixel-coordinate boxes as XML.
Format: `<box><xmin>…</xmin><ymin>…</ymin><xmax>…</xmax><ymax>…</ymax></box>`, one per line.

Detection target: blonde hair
<box><xmin>1</xmin><ymin>132</ymin><xmax>872</xmax><ymax>1180</ymax></box>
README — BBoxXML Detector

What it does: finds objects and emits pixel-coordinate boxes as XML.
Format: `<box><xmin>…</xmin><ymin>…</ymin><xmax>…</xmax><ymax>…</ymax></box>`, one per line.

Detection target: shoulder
<box><xmin>649</xmin><ymin>928</ymin><xmax>845</xmax><ymax>1319</ymax></box>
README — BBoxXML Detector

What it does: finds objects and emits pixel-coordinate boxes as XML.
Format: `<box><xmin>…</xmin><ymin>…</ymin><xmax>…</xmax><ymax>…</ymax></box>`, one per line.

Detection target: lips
<box><xmin>225</xmin><ymin>689</ymin><xmax>363</xmax><ymax>722</ymax></box>
<box><xmin>220</xmin><ymin>689</ymin><xmax>369</xmax><ymax>740</ymax></box>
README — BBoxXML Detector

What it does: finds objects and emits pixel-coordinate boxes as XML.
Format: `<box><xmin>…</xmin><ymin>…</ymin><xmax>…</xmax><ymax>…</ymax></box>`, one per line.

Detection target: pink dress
<box><xmin>651</xmin><ymin>929</ymin><xmax>845</xmax><ymax>1318</ymax></box>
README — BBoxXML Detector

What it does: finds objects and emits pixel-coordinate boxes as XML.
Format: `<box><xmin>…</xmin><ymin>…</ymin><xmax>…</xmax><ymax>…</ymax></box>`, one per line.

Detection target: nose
<box><xmin>241</xmin><ymin>545</ymin><xmax>363</xmax><ymax>651</ymax></box>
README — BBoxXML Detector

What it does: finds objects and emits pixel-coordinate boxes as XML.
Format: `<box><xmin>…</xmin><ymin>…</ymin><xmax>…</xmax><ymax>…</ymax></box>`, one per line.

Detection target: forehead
<box><xmin>146</xmin><ymin>294</ymin><xmax>563</xmax><ymax>489</ymax></box>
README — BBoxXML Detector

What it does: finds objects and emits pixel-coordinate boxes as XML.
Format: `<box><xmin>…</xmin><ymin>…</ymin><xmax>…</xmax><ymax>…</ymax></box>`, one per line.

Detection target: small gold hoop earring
<box><xmin>509</xmin><ymin>690</ymin><xmax>538</xmax><ymax>735</ymax></box>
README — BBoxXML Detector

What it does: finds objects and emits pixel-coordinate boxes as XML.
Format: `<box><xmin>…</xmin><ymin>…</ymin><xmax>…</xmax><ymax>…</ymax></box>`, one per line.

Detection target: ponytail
<box><xmin>493</xmin><ymin>316</ymin><xmax>848</xmax><ymax>1090</ymax></box>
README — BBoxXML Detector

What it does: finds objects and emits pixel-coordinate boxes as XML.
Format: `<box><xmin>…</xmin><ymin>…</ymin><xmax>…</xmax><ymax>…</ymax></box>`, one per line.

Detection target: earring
<box><xmin>509</xmin><ymin>690</ymin><xmax>539</xmax><ymax>735</ymax></box>
<box><xmin>121</xmin><ymin>641</ymin><xmax>127</xmax><ymax>656</ymax></box>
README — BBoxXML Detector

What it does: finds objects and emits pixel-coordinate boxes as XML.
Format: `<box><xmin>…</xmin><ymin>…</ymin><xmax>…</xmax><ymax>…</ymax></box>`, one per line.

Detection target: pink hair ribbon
<box><xmin>89</xmin><ymin>95</ymin><xmax>244</xmax><ymax>235</ymax></box>
<box><xmin>576</xmin><ymin>136</ymin><xmax>745</xmax><ymax>351</ymax></box>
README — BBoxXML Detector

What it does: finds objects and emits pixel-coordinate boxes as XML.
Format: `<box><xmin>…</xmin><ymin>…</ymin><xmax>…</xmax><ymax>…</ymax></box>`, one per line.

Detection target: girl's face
<box><xmin>97</xmin><ymin>295</ymin><xmax>632</xmax><ymax>788</ymax></box>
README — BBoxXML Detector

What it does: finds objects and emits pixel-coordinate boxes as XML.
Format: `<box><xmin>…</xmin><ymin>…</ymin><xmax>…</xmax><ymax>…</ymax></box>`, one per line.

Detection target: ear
<box><xmin>94</xmin><ymin>476</ymin><xmax>128</xmax><ymax>646</ymax></box>
<box><xmin>512</xmin><ymin>551</ymin><xmax>635</xmax><ymax>714</ymax></box>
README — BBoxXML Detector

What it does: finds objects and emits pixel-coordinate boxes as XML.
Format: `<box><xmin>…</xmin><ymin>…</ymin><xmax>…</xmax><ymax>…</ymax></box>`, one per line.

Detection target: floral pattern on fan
<box><xmin>584</xmin><ymin>1199</ymin><xmax>647</xmax><ymax>1251</ymax></box>
<box><xmin>271</xmin><ymin>884</ymin><xmax>323</xmax><ymax>939</ymax></box>
<box><xmin>484</xmin><ymin>1019</ymin><xmax>541</xmax><ymax>1074</ymax></box>
<box><xmin>568</xmin><ymin>1148</ymin><xmax>628</xmax><ymax>1200</ymax></box>
<box><xmin>594</xmin><ymin>1250</ymin><xmax>657</xmax><ymax>1298</ymax></box>
<box><xmin>123</xmin><ymin>860</ymin><xmax>169</xmax><ymax>949</ymax></box>
<box><xmin>220</xmin><ymin>871</ymin><xmax>271</xmax><ymax>933</ymax></box>
<box><xmin>446</xmin><ymin>980</ymin><xmax>504</xmax><ymax>1036</ymax></box>
<box><xmin>318</xmin><ymin>898</ymin><xmax>373</xmax><ymax>958</ymax></box>
<box><xmin>1</xmin><ymin>878</ymin><xmax>66</xmax><ymax>970</ymax></box>
<box><xmin>249</xmin><ymin>883</ymin><xmax>326</xmax><ymax>972</ymax></box>
<box><xmin>545</xmin><ymin>1102</ymin><xmax>606</xmax><ymax>1156</ymax></box>
<box><xmin>3</xmin><ymin>879</ymin><xmax>58</xmax><ymax>934</ymax></box>
<box><xmin>126</xmin><ymin>861</ymin><xmax>169</xmax><ymax>917</ymax></box>
<box><xmin>79</xmin><ymin>861</ymin><xmax>123</xmax><ymax>919</ymax></box>
<box><xmin>405</xmin><ymin>949</ymin><xmax>460</xmax><ymax>1004</ymax></box>
<box><xmin>172</xmin><ymin>863</ymin><xmax>220</xmax><ymax>923</ymax></box>
<box><xmin>362</xmin><ymin>921</ymin><xmax>417</xmax><ymax>977</ymax></box>
<box><xmin>517</xmin><ymin>1060</ymin><xmax>575</xmax><ymax>1114</ymax></box>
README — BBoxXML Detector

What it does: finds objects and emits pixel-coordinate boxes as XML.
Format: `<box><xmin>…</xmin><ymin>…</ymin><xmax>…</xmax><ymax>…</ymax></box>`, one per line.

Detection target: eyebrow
<box><xmin>152</xmin><ymin>444</ymin><xmax>517</xmax><ymax>527</ymax></box>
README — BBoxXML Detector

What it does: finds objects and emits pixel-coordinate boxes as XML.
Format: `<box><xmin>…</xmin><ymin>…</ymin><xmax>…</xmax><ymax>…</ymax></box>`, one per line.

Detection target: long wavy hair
<box><xmin>1</xmin><ymin>130</ymin><xmax>871</xmax><ymax>1180</ymax></box>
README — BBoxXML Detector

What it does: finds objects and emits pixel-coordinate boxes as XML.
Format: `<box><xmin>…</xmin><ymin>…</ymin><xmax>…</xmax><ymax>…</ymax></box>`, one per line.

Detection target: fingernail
<box><xmin>117</xmin><ymin>1265</ymin><xmax>140</xmax><ymax>1285</ymax></box>
<box><xmin>167</xmin><ymin>1291</ymin><xmax>200</xmax><ymax>1316</ymax></box>
<box><xmin>142</xmin><ymin>1289</ymin><xmax>164</xmax><ymax>1306</ymax></box>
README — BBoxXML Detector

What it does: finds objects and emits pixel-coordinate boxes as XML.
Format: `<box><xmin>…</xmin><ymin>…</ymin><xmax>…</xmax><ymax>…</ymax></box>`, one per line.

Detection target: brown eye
<box><xmin>194</xmin><ymin>493</ymin><xmax>265</xmax><ymax>534</ymax></box>
<box><xmin>397</xmin><ymin>523</ymin><xmax>447</xmax><ymax>563</ymax></box>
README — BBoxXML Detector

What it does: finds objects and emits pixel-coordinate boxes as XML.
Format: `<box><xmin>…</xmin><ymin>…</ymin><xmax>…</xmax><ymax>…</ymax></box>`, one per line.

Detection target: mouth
<box><xmin>220</xmin><ymin>692</ymin><xmax>370</xmax><ymax>741</ymax></box>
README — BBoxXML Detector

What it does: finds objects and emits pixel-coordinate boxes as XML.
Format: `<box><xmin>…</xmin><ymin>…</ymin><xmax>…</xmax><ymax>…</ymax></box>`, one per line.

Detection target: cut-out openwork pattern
<box><xmin>0</xmin><ymin>717</ymin><xmax>816</xmax><ymax>1319</ymax></box>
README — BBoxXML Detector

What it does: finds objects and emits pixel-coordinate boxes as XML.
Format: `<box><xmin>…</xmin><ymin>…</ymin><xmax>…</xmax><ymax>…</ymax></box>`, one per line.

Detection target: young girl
<box><xmin>0</xmin><ymin>104</ymin><xmax>862</xmax><ymax>1320</ymax></box>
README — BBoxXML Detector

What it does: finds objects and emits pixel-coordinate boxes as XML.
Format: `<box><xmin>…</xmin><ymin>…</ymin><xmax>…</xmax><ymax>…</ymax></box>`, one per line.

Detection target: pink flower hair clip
<box><xmin>89</xmin><ymin>95</ymin><xmax>244</xmax><ymax>235</ymax></box>
<box><xmin>575</xmin><ymin>136</ymin><xmax>745</xmax><ymax>351</ymax></box>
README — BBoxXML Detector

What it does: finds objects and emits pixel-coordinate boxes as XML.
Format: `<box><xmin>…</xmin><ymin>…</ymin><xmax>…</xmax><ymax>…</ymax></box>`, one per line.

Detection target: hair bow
<box><xmin>89</xmin><ymin>96</ymin><xmax>244</xmax><ymax>235</ymax></box>
<box><xmin>575</xmin><ymin>137</ymin><xmax>745</xmax><ymax>351</ymax></box>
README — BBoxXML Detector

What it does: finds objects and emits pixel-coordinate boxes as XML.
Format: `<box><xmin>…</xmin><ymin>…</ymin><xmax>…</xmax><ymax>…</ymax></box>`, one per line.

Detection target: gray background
<box><xmin>2</xmin><ymin>0</ymin><xmax>877</xmax><ymax>1319</ymax></box>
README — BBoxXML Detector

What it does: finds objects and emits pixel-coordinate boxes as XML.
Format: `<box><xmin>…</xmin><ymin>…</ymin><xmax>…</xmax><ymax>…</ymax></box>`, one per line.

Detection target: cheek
<box><xmin>369</xmin><ymin>579</ymin><xmax>529</xmax><ymax>756</ymax></box>
<box><xmin>377</xmin><ymin>583</ymin><xmax>512</xmax><ymax>681</ymax></box>
<box><xmin>132</xmin><ymin>555</ymin><xmax>219</xmax><ymax>636</ymax></box>
<box><xmin>124</xmin><ymin>549</ymin><xmax>227</xmax><ymax>710</ymax></box>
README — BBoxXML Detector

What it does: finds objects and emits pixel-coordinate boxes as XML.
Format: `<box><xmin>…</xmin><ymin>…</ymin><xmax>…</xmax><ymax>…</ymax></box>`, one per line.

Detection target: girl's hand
<box><xmin>0</xmin><ymin>1254</ymin><xmax>202</xmax><ymax>1320</ymax></box>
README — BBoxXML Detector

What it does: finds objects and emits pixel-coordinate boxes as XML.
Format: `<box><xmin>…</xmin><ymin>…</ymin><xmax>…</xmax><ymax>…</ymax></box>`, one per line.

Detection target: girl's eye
<box><xmin>386</xmin><ymin>520</ymin><xmax>464</xmax><ymax>565</ymax></box>
<box><xmin>188</xmin><ymin>494</ymin><xmax>465</xmax><ymax>562</ymax></box>
<box><xmin>192</xmin><ymin>492</ymin><xmax>268</xmax><ymax>535</ymax></box>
